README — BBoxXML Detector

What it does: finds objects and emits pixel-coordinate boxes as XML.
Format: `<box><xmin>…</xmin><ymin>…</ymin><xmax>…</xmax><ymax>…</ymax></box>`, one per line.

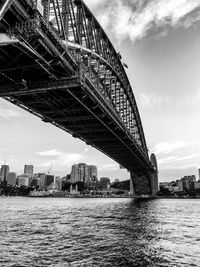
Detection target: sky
<box><xmin>1</xmin><ymin>0</ymin><xmax>200</xmax><ymax>182</ymax></box>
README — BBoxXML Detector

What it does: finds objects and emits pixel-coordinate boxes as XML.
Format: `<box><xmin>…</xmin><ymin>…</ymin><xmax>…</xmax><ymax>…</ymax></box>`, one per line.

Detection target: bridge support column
<box><xmin>148</xmin><ymin>171</ymin><xmax>159</xmax><ymax>196</ymax></box>
<box><xmin>129</xmin><ymin>175</ymin><xmax>135</xmax><ymax>196</ymax></box>
<box><xmin>130</xmin><ymin>171</ymin><xmax>152</xmax><ymax>196</ymax></box>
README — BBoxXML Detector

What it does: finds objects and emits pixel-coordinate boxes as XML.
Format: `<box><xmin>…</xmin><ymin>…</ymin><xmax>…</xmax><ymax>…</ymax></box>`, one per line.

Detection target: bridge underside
<box><xmin>0</xmin><ymin>0</ymin><xmax>157</xmax><ymax>196</ymax></box>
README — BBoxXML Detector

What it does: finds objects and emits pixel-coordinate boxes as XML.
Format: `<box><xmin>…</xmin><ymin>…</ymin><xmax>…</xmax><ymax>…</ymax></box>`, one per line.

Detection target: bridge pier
<box><xmin>129</xmin><ymin>176</ymin><xmax>135</xmax><ymax>196</ymax></box>
<box><xmin>130</xmin><ymin>170</ymin><xmax>158</xmax><ymax>197</ymax></box>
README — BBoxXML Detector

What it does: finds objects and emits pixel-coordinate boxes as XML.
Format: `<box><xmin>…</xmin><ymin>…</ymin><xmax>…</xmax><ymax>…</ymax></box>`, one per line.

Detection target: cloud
<box><xmin>153</xmin><ymin>141</ymin><xmax>194</xmax><ymax>155</ymax></box>
<box><xmin>37</xmin><ymin>149</ymin><xmax>62</xmax><ymax>157</ymax></box>
<box><xmin>85</xmin><ymin>0</ymin><xmax>200</xmax><ymax>43</ymax></box>
<box><xmin>99</xmin><ymin>163</ymin><xmax>119</xmax><ymax>171</ymax></box>
<box><xmin>175</xmin><ymin>153</ymin><xmax>200</xmax><ymax>162</ymax></box>
<box><xmin>159</xmin><ymin>166</ymin><xmax>198</xmax><ymax>181</ymax></box>
<box><xmin>84</xmin><ymin>147</ymin><xmax>89</xmax><ymax>153</ymax></box>
<box><xmin>158</xmin><ymin>153</ymin><xmax>200</xmax><ymax>166</ymax></box>
<box><xmin>84</xmin><ymin>0</ymin><xmax>107</xmax><ymax>10</ymax></box>
<box><xmin>0</xmin><ymin>108</ymin><xmax>22</xmax><ymax>120</ymax></box>
<box><xmin>158</xmin><ymin>156</ymin><xmax>179</xmax><ymax>165</ymax></box>
<box><xmin>37</xmin><ymin>149</ymin><xmax>83</xmax><ymax>170</ymax></box>
<box><xmin>59</xmin><ymin>154</ymin><xmax>83</xmax><ymax>165</ymax></box>
<box><xmin>138</xmin><ymin>93</ymin><xmax>169</xmax><ymax>109</ymax></box>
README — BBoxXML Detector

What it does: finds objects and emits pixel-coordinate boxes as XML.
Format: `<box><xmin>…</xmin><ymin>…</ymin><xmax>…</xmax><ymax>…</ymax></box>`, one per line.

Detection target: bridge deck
<box><xmin>0</xmin><ymin>0</ymin><xmax>157</xmax><ymax>195</ymax></box>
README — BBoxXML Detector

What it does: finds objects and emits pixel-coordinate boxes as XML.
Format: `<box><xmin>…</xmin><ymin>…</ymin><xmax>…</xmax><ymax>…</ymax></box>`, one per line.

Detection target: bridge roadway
<box><xmin>0</xmin><ymin>0</ymin><xmax>158</xmax><ymax>196</ymax></box>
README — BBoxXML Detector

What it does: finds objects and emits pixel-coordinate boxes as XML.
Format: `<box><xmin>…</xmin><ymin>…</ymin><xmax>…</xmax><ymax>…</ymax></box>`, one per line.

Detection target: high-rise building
<box><xmin>198</xmin><ymin>169</ymin><xmax>200</xmax><ymax>181</ymax></box>
<box><xmin>181</xmin><ymin>175</ymin><xmax>196</xmax><ymax>190</ymax></box>
<box><xmin>70</xmin><ymin>163</ymin><xmax>89</xmax><ymax>183</ymax></box>
<box><xmin>45</xmin><ymin>175</ymin><xmax>54</xmax><ymax>188</ymax></box>
<box><xmin>70</xmin><ymin>164</ymin><xmax>78</xmax><ymax>183</ymax></box>
<box><xmin>7</xmin><ymin>172</ymin><xmax>17</xmax><ymax>186</ymax></box>
<box><xmin>78</xmin><ymin>163</ymin><xmax>88</xmax><ymax>183</ymax></box>
<box><xmin>24</xmin><ymin>165</ymin><xmax>34</xmax><ymax>176</ymax></box>
<box><xmin>176</xmin><ymin>180</ymin><xmax>184</xmax><ymax>191</ymax></box>
<box><xmin>38</xmin><ymin>173</ymin><xmax>46</xmax><ymax>189</ymax></box>
<box><xmin>0</xmin><ymin>165</ymin><xmax>10</xmax><ymax>181</ymax></box>
<box><xmin>194</xmin><ymin>182</ymin><xmax>200</xmax><ymax>190</ymax></box>
<box><xmin>88</xmin><ymin>165</ymin><xmax>97</xmax><ymax>180</ymax></box>
<box><xmin>181</xmin><ymin>175</ymin><xmax>196</xmax><ymax>182</ymax></box>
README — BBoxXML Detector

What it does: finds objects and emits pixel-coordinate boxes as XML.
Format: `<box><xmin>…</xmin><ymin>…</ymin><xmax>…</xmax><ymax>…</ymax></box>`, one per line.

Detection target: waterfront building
<box><xmin>194</xmin><ymin>182</ymin><xmax>200</xmax><ymax>190</ymax></box>
<box><xmin>181</xmin><ymin>175</ymin><xmax>196</xmax><ymax>182</ymax></box>
<box><xmin>78</xmin><ymin>163</ymin><xmax>88</xmax><ymax>183</ymax></box>
<box><xmin>30</xmin><ymin>174</ymin><xmax>39</xmax><ymax>187</ymax></box>
<box><xmin>159</xmin><ymin>182</ymin><xmax>170</xmax><ymax>188</ymax></box>
<box><xmin>88</xmin><ymin>165</ymin><xmax>97</xmax><ymax>180</ymax></box>
<box><xmin>7</xmin><ymin>172</ymin><xmax>17</xmax><ymax>186</ymax></box>
<box><xmin>70</xmin><ymin>164</ymin><xmax>78</xmax><ymax>183</ymax></box>
<box><xmin>45</xmin><ymin>175</ymin><xmax>54</xmax><ymax>188</ymax></box>
<box><xmin>38</xmin><ymin>173</ymin><xmax>46</xmax><ymax>189</ymax></box>
<box><xmin>24</xmin><ymin>165</ymin><xmax>34</xmax><ymax>176</ymax></box>
<box><xmin>18</xmin><ymin>175</ymin><xmax>29</xmax><ymax>187</ymax></box>
<box><xmin>70</xmin><ymin>163</ymin><xmax>89</xmax><ymax>183</ymax></box>
<box><xmin>55</xmin><ymin>177</ymin><xmax>63</xmax><ymax>190</ymax></box>
<box><xmin>181</xmin><ymin>175</ymin><xmax>196</xmax><ymax>190</ymax></box>
<box><xmin>176</xmin><ymin>180</ymin><xmax>184</xmax><ymax>191</ymax></box>
<box><xmin>70</xmin><ymin>183</ymin><xmax>79</xmax><ymax>195</ymax></box>
<box><xmin>0</xmin><ymin>165</ymin><xmax>10</xmax><ymax>182</ymax></box>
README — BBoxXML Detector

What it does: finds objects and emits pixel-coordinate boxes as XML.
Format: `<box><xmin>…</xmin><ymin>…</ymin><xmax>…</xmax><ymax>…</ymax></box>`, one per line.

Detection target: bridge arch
<box><xmin>0</xmin><ymin>0</ymin><xmax>157</xmax><ymax>195</ymax></box>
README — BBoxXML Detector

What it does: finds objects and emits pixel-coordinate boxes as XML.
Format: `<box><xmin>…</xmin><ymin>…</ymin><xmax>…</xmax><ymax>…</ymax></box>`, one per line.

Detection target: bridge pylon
<box><xmin>130</xmin><ymin>153</ymin><xmax>159</xmax><ymax>198</ymax></box>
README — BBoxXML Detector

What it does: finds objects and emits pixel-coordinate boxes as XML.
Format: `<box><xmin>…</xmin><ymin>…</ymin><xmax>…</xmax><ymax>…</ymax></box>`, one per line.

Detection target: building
<box><xmin>194</xmin><ymin>182</ymin><xmax>200</xmax><ymax>190</ymax></box>
<box><xmin>176</xmin><ymin>180</ymin><xmax>184</xmax><ymax>191</ymax></box>
<box><xmin>181</xmin><ymin>175</ymin><xmax>196</xmax><ymax>190</ymax></box>
<box><xmin>181</xmin><ymin>175</ymin><xmax>196</xmax><ymax>182</ymax></box>
<box><xmin>159</xmin><ymin>182</ymin><xmax>170</xmax><ymax>188</ymax></box>
<box><xmin>24</xmin><ymin>165</ymin><xmax>34</xmax><ymax>176</ymax></box>
<box><xmin>70</xmin><ymin>163</ymin><xmax>89</xmax><ymax>183</ymax></box>
<box><xmin>18</xmin><ymin>175</ymin><xmax>29</xmax><ymax>187</ymax></box>
<box><xmin>30</xmin><ymin>174</ymin><xmax>39</xmax><ymax>187</ymax></box>
<box><xmin>0</xmin><ymin>165</ymin><xmax>10</xmax><ymax>182</ymax></box>
<box><xmin>38</xmin><ymin>173</ymin><xmax>46</xmax><ymax>189</ymax></box>
<box><xmin>78</xmin><ymin>163</ymin><xmax>88</xmax><ymax>183</ymax></box>
<box><xmin>7</xmin><ymin>172</ymin><xmax>17</xmax><ymax>186</ymax></box>
<box><xmin>70</xmin><ymin>164</ymin><xmax>78</xmax><ymax>183</ymax></box>
<box><xmin>45</xmin><ymin>175</ymin><xmax>54</xmax><ymax>188</ymax></box>
<box><xmin>88</xmin><ymin>165</ymin><xmax>97</xmax><ymax>180</ymax></box>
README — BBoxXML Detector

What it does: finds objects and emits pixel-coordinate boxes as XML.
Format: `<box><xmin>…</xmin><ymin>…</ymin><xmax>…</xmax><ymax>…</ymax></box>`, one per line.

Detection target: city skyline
<box><xmin>1</xmin><ymin>0</ymin><xmax>200</xmax><ymax>182</ymax></box>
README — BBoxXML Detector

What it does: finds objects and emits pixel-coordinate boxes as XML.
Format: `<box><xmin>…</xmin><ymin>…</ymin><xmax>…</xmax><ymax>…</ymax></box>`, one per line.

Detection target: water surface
<box><xmin>0</xmin><ymin>197</ymin><xmax>200</xmax><ymax>266</ymax></box>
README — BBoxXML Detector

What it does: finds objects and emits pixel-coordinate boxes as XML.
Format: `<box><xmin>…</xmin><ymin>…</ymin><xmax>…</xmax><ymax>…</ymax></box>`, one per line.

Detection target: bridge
<box><xmin>0</xmin><ymin>0</ymin><xmax>158</xmax><ymax>196</ymax></box>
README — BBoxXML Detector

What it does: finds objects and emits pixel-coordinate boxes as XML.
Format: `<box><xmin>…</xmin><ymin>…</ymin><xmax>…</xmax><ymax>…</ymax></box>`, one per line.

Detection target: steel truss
<box><xmin>0</xmin><ymin>0</ymin><xmax>156</xmax><ymax>195</ymax></box>
<box><xmin>36</xmin><ymin>0</ymin><xmax>148</xmax><ymax>152</ymax></box>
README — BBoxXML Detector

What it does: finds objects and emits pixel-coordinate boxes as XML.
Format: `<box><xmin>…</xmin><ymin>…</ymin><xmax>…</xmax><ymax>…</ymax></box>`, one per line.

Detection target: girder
<box><xmin>0</xmin><ymin>0</ymin><xmax>157</xmax><ymax>195</ymax></box>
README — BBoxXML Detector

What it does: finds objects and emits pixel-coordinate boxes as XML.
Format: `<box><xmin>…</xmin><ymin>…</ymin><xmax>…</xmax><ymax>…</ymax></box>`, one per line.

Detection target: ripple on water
<box><xmin>0</xmin><ymin>198</ymin><xmax>200</xmax><ymax>266</ymax></box>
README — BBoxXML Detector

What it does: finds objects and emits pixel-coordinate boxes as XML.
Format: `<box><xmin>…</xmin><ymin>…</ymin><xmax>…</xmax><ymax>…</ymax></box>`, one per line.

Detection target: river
<box><xmin>0</xmin><ymin>197</ymin><xmax>199</xmax><ymax>266</ymax></box>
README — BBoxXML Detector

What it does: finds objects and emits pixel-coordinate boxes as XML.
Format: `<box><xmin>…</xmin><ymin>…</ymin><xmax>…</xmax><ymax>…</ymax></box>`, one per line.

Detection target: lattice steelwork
<box><xmin>0</xmin><ymin>0</ymin><xmax>157</xmax><ymax>195</ymax></box>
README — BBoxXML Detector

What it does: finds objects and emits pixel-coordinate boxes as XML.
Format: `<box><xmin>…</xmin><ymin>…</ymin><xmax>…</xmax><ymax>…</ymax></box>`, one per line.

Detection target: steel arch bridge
<box><xmin>0</xmin><ymin>0</ymin><xmax>158</xmax><ymax>196</ymax></box>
